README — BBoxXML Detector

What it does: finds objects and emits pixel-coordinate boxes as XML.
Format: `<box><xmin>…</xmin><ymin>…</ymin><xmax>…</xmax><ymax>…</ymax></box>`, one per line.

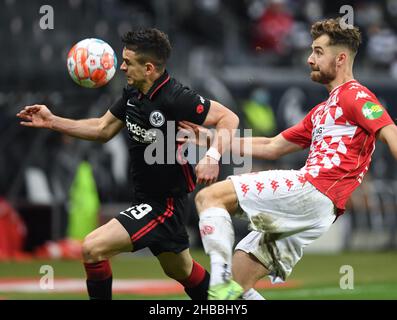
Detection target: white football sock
<box><xmin>242</xmin><ymin>288</ymin><xmax>266</xmax><ymax>300</ymax></box>
<box><xmin>199</xmin><ymin>207</ymin><xmax>234</xmax><ymax>286</ymax></box>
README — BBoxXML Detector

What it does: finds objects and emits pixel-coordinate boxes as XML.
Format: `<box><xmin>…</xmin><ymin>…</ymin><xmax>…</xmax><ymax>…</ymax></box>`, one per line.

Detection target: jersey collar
<box><xmin>144</xmin><ymin>70</ymin><xmax>171</xmax><ymax>100</ymax></box>
<box><xmin>329</xmin><ymin>79</ymin><xmax>357</xmax><ymax>96</ymax></box>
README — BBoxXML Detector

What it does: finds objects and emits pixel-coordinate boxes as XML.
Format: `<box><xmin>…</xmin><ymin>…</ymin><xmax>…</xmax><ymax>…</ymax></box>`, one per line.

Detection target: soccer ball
<box><xmin>67</xmin><ymin>38</ymin><xmax>117</xmax><ymax>88</ymax></box>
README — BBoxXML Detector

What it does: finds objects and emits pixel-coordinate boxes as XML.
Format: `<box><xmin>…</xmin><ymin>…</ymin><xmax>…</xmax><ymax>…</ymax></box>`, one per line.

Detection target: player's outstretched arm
<box><xmin>17</xmin><ymin>105</ymin><xmax>123</xmax><ymax>142</ymax></box>
<box><xmin>378</xmin><ymin>124</ymin><xmax>397</xmax><ymax>160</ymax></box>
<box><xmin>233</xmin><ymin>134</ymin><xmax>303</xmax><ymax>160</ymax></box>
<box><xmin>178</xmin><ymin>121</ymin><xmax>302</xmax><ymax>160</ymax></box>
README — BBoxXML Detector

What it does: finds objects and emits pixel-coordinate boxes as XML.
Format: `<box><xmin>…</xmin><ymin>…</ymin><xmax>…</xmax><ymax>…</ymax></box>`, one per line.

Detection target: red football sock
<box><xmin>84</xmin><ymin>260</ymin><xmax>113</xmax><ymax>300</ymax></box>
<box><xmin>178</xmin><ymin>260</ymin><xmax>210</xmax><ymax>300</ymax></box>
<box><xmin>84</xmin><ymin>260</ymin><xmax>112</xmax><ymax>281</ymax></box>
<box><xmin>179</xmin><ymin>260</ymin><xmax>207</xmax><ymax>288</ymax></box>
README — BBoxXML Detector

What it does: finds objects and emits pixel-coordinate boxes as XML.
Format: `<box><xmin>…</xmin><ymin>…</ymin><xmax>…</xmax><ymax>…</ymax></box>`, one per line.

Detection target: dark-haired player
<box><xmin>17</xmin><ymin>28</ymin><xmax>239</xmax><ymax>300</ymax></box>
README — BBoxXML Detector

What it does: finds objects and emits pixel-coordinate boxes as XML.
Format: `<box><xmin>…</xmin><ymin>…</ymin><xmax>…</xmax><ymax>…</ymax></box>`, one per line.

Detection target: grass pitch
<box><xmin>0</xmin><ymin>250</ymin><xmax>396</xmax><ymax>300</ymax></box>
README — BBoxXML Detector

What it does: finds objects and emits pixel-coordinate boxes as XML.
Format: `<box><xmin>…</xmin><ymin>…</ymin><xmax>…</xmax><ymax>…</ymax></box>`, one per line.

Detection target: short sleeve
<box><xmin>281</xmin><ymin>109</ymin><xmax>314</xmax><ymax>149</ymax></box>
<box><xmin>109</xmin><ymin>97</ymin><xmax>125</xmax><ymax>121</ymax></box>
<box><xmin>167</xmin><ymin>86</ymin><xmax>211</xmax><ymax>124</ymax></box>
<box><xmin>341</xmin><ymin>88</ymin><xmax>394</xmax><ymax>134</ymax></box>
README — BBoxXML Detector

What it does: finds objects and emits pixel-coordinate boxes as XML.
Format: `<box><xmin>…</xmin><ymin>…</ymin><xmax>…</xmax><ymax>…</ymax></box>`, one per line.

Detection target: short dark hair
<box><xmin>121</xmin><ymin>28</ymin><xmax>171</xmax><ymax>70</ymax></box>
<box><xmin>311</xmin><ymin>18</ymin><xmax>362</xmax><ymax>55</ymax></box>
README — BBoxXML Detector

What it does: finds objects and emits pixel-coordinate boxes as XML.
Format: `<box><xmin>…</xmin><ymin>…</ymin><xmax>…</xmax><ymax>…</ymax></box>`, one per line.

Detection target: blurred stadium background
<box><xmin>1</xmin><ymin>0</ymin><xmax>397</xmax><ymax>299</ymax></box>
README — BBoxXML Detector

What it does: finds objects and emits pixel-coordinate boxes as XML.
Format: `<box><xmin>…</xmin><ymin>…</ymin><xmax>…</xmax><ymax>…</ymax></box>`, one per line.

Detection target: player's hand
<box><xmin>195</xmin><ymin>155</ymin><xmax>219</xmax><ymax>186</ymax></box>
<box><xmin>177</xmin><ymin>121</ymin><xmax>213</xmax><ymax>148</ymax></box>
<box><xmin>16</xmin><ymin>105</ymin><xmax>54</xmax><ymax>129</ymax></box>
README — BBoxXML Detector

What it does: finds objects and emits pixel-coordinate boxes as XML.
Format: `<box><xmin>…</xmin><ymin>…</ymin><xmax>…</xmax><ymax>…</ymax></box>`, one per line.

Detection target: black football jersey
<box><xmin>110</xmin><ymin>70</ymin><xmax>211</xmax><ymax>198</ymax></box>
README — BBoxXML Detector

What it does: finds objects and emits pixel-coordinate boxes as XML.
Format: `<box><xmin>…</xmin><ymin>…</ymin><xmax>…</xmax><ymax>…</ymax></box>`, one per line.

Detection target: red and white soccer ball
<box><xmin>67</xmin><ymin>38</ymin><xmax>117</xmax><ymax>88</ymax></box>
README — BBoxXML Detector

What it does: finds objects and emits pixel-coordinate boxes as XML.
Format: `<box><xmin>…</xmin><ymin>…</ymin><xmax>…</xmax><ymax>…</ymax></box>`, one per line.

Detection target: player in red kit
<box><xmin>182</xmin><ymin>18</ymin><xmax>397</xmax><ymax>300</ymax></box>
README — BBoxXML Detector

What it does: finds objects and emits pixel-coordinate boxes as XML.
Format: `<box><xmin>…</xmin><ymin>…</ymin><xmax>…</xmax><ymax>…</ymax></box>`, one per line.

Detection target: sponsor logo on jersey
<box><xmin>126</xmin><ymin>116</ymin><xmax>157</xmax><ymax>143</ymax></box>
<box><xmin>312</xmin><ymin>125</ymin><xmax>324</xmax><ymax>141</ymax></box>
<box><xmin>361</xmin><ymin>101</ymin><xmax>383</xmax><ymax>120</ymax></box>
<box><xmin>149</xmin><ymin>110</ymin><xmax>165</xmax><ymax>127</ymax></box>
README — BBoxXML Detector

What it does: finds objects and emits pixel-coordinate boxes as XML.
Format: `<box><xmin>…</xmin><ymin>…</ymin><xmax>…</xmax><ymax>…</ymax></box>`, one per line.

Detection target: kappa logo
<box><xmin>355</xmin><ymin>91</ymin><xmax>370</xmax><ymax>100</ymax></box>
<box><xmin>348</xmin><ymin>84</ymin><xmax>360</xmax><ymax>90</ymax></box>
<box><xmin>149</xmin><ymin>110</ymin><xmax>165</xmax><ymax>127</ymax></box>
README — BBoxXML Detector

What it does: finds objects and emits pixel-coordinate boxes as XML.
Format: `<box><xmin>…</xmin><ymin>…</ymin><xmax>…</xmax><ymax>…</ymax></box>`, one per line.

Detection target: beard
<box><xmin>128</xmin><ymin>77</ymin><xmax>143</xmax><ymax>89</ymax></box>
<box><xmin>310</xmin><ymin>61</ymin><xmax>337</xmax><ymax>84</ymax></box>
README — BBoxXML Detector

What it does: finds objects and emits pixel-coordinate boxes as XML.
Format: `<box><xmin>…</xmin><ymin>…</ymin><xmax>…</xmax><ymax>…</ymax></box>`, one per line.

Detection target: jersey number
<box><xmin>121</xmin><ymin>204</ymin><xmax>153</xmax><ymax>220</ymax></box>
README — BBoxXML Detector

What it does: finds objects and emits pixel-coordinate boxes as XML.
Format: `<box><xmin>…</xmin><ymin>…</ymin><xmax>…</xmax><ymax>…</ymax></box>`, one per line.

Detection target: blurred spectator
<box><xmin>391</xmin><ymin>58</ymin><xmax>397</xmax><ymax>79</ymax></box>
<box><xmin>356</xmin><ymin>1</ymin><xmax>384</xmax><ymax>29</ymax></box>
<box><xmin>386</xmin><ymin>0</ymin><xmax>397</xmax><ymax>30</ymax></box>
<box><xmin>366</xmin><ymin>24</ymin><xmax>397</xmax><ymax>68</ymax></box>
<box><xmin>302</xmin><ymin>0</ymin><xmax>323</xmax><ymax>23</ymax></box>
<box><xmin>180</xmin><ymin>0</ymin><xmax>224</xmax><ymax>46</ymax></box>
<box><xmin>252</xmin><ymin>0</ymin><xmax>294</xmax><ymax>55</ymax></box>
<box><xmin>288</xmin><ymin>20</ymin><xmax>312</xmax><ymax>66</ymax></box>
<box><xmin>241</xmin><ymin>88</ymin><xmax>277</xmax><ymax>136</ymax></box>
<box><xmin>0</xmin><ymin>197</ymin><xmax>28</xmax><ymax>260</ymax></box>
<box><xmin>67</xmin><ymin>160</ymin><xmax>100</xmax><ymax>241</ymax></box>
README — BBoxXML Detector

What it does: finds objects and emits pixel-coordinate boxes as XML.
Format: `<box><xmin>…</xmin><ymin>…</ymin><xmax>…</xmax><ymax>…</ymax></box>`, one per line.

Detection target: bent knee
<box><xmin>195</xmin><ymin>189</ymin><xmax>206</xmax><ymax>212</ymax></box>
<box><xmin>195</xmin><ymin>181</ymin><xmax>238</xmax><ymax>213</ymax></box>
<box><xmin>195</xmin><ymin>186</ymin><xmax>219</xmax><ymax>212</ymax></box>
<box><xmin>82</xmin><ymin>237</ymin><xmax>106</xmax><ymax>263</ymax></box>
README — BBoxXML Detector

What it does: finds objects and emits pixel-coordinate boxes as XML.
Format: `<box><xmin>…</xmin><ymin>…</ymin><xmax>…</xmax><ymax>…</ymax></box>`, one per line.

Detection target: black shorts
<box><xmin>115</xmin><ymin>195</ymin><xmax>190</xmax><ymax>256</ymax></box>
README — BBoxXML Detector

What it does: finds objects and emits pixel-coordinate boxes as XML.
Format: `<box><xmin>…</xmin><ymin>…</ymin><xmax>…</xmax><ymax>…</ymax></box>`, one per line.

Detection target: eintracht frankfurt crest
<box><xmin>149</xmin><ymin>110</ymin><xmax>165</xmax><ymax>127</ymax></box>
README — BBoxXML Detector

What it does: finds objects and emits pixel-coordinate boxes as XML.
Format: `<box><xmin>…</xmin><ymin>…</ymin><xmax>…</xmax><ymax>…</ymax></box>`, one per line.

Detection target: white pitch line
<box><xmin>266</xmin><ymin>284</ymin><xmax>394</xmax><ymax>298</ymax></box>
<box><xmin>0</xmin><ymin>279</ymin><xmax>181</xmax><ymax>293</ymax></box>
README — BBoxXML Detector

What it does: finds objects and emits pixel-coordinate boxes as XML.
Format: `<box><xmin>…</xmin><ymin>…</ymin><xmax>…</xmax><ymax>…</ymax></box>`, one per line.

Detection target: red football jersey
<box><xmin>282</xmin><ymin>80</ymin><xmax>394</xmax><ymax>215</ymax></box>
